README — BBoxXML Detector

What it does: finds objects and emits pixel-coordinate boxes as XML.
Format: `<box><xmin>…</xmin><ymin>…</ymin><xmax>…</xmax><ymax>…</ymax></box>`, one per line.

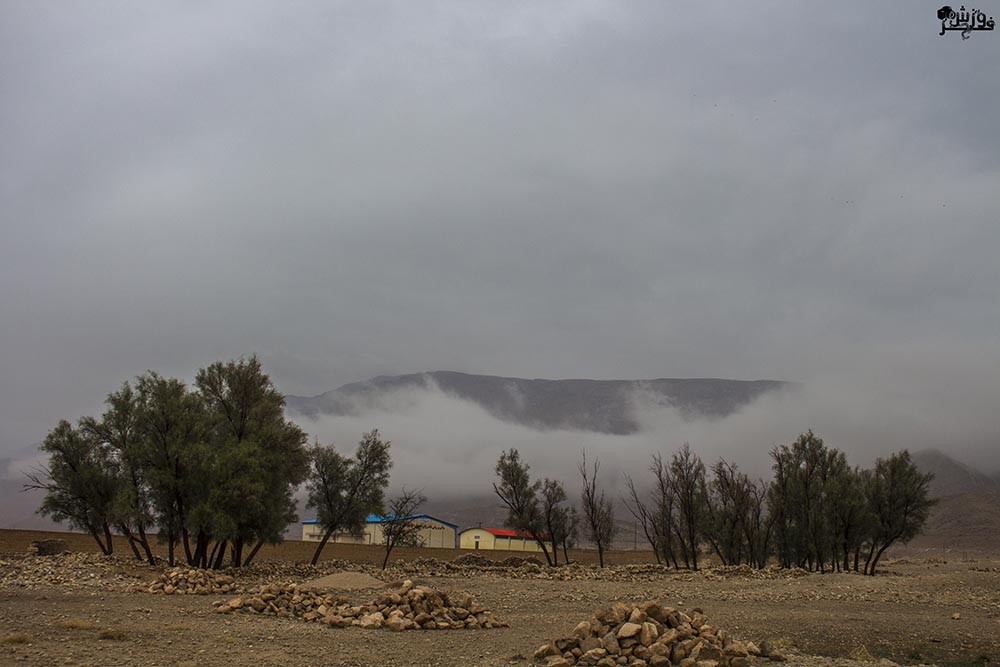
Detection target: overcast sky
<box><xmin>2</xmin><ymin>2</ymin><xmax>999</xmax><ymax>478</ymax></box>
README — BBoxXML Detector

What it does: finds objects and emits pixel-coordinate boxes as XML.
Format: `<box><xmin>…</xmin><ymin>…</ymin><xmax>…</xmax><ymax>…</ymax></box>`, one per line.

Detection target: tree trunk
<box><xmin>182</xmin><ymin>528</ymin><xmax>193</xmax><ymax>565</ymax></box>
<box><xmin>863</xmin><ymin>542</ymin><xmax>877</xmax><ymax>575</ymax></box>
<box><xmin>212</xmin><ymin>541</ymin><xmax>228</xmax><ymax>570</ymax></box>
<box><xmin>531</xmin><ymin>534</ymin><xmax>554</xmax><ymax>567</ymax></box>
<box><xmin>562</xmin><ymin>541</ymin><xmax>570</xmax><ymax>565</ymax></box>
<box><xmin>167</xmin><ymin>534</ymin><xmax>175</xmax><ymax>567</ymax></box>
<box><xmin>550</xmin><ymin>538</ymin><xmax>559</xmax><ymax>567</ymax></box>
<box><xmin>868</xmin><ymin>542</ymin><xmax>893</xmax><ymax>576</ymax></box>
<box><xmin>381</xmin><ymin>545</ymin><xmax>392</xmax><ymax>570</ymax></box>
<box><xmin>121</xmin><ymin>526</ymin><xmax>142</xmax><ymax>561</ymax></box>
<box><xmin>597</xmin><ymin>544</ymin><xmax>605</xmax><ymax>568</ymax></box>
<box><xmin>88</xmin><ymin>527</ymin><xmax>111</xmax><ymax>556</ymax></box>
<box><xmin>100</xmin><ymin>522</ymin><xmax>113</xmax><ymax>556</ymax></box>
<box><xmin>207</xmin><ymin>541</ymin><xmax>220</xmax><ymax>569</ymax></box>
<box><xmin>233</xmin><ymin>540</ymin><xmax>245</xmax><ymax>568</ymax></box>
<box><xmin>137</xmin><ymin>525</ymin><xmax>156</xmax><ymax>566</ymax></box>
<box><xmin>310</xmin><ymin>527</ymin><xmax>335</xmax><ymax>566</ymax></box>
<box><xmin>243</xmin><ymin>540</ymin><xmax>265</xmax><ymax>567</ymax></box>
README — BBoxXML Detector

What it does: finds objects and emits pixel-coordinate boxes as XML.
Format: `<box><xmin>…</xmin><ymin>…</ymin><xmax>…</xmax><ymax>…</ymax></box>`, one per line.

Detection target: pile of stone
<box><xmin>214</xmin><ymin>579</ymin><xmax>507</xmax><ymax>631</ymax></box>
<box><xmin>146</xmin><ymin>567</ymin><xmax>239</xmax><ymax>595</ymax></box>
<box><xmin>533</xmin><ymin>601</ymin><xmax>773</xmax><ymax>667</ymax></box>
<box><xmin>0</xmin><ymin>553</ymin><xmax>148</xmax><ymax>591</ymax></box>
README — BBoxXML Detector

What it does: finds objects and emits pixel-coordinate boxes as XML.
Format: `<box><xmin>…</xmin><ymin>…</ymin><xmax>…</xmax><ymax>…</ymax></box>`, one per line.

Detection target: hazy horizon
<box><xmin>2</xmin><ymin>2</ymin><xmax>999</xmax><ymax>527</ymax></box>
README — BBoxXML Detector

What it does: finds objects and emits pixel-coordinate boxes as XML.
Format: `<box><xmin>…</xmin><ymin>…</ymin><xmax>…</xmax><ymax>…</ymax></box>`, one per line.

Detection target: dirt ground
<box><xmin>1</xmin><ymin>530</ymin><xmax>998</xmax><ymax>667</ymax></box>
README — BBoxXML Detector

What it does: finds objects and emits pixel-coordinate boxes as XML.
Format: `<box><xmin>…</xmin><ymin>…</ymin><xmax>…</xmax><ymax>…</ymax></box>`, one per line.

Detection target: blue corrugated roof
<box><xmin>302</xmin><ymin>514</ymin><xmax>458</xmax><ymax>529</ymax></box>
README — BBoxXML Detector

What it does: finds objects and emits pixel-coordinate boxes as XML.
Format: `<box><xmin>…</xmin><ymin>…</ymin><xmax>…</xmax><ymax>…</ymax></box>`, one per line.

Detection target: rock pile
<box><xmin>31</xmin><ymin>539</ymin><xmax>69</xmax><ymax>556</ymax></box>
<box><xmin>533</xmin><ymin>602</ymin><xmax>771</xmax><ymax>667</ymax></box>
<box><xmin>0</xmin><ymin>553</ymin><xmax>148</xmax><ymax>591</ymax></box>
<box><xmin>146</xmin><ymin>567</ymin><xmax>239</xmax><ymax>595</ymax></box>
<box><xmin>214</xmin><ymin>579</ymin><xmax>508</xmax><ymax>631</ymax></box>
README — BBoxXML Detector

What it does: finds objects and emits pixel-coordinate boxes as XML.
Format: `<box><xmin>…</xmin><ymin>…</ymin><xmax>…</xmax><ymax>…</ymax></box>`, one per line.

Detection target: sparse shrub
<box><xmin>97</xmin><ymin>628</ymin><xmax>127</xmax><ymax>640</ymax></box>
<box><xmin>1</xmin><ymin>633</ymin><xmax>32</xmax><ymax>644</ymax></box>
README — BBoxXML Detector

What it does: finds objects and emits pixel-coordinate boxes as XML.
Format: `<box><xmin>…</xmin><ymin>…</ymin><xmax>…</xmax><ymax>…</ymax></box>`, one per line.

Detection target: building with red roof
<box><xmin>458</xmin><ymin>526</ymin><xmax>548</xmax><ymax>552</ymax></box>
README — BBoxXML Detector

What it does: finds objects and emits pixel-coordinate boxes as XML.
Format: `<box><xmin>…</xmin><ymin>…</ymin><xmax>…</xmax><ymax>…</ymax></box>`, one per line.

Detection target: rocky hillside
<box><xmin>911</xmin><ymin>449</ymin><xmax>1000</xmax><ymax>498</ymax></box>
<box><xmin>285</xmin><ymin>371</ymin><xmax>790</xmax><ymax>433</ymax></box>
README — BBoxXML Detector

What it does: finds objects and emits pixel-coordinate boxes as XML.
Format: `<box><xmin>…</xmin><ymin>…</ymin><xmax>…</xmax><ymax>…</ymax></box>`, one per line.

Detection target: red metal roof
<box><xmin>481</xmin><ymin>527</ymin><xmax>549</xmax><ymax>539</ymax></box>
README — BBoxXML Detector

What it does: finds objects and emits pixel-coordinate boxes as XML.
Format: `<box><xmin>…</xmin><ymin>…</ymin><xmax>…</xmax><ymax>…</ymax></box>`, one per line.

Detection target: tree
<box><xmin>738</xmin><ymin>476</ymin><xmax>774</xmax><ymax>569</ymax></box>
<box><xmin>79</xmin><ymin>382</ymin><xmax>156</xmax><ymax>565</ymax></box>
<box><xmin>493</xmin><ymin>449</ymin><xmax>554</xmax><ymax>566</ymax></box>
<box><xmin>379</xmin><ymin>488</ymin><xmax>427</xmax><ymax>569</ymax></box>
<box><xmin>541</xmin><ymin>478</ymin><xmax>571</xmax><ymax>566</ymax></box>
<box><xmin>578</xmin><ymin>451</ymin><xmax>616</xmax><ymax>568</ymax></box>
<box><xmin>768</xmin><ymin>431</ymin><xmax>853</xmax><ymax>572</ymax></box>
<box><xmin>622</xmin><ymin>474</ymin><xmax>660</xmax><ymax>562</ymax></box>
<box><xmin>194</xmin><ymin>355</ymin><xmax>310</xmax><ymax>567</ymax></box>
<box><xmin>650</xmin><ymin>453</ymin><xmax>680</xmax><ymax>568</ymax></box>
<box><xmin>704</xmin><ymin>460</ymin><xmax>748</xmax><ymax>566</ymax></box>
<box><xmin>828</xmin><ymin>465</ymin><xmax>872</xmax><ymax>572</ymax></box>
<box><xmin>132</xmin><ymin>371</ymin><xmax>206</xmax><ymax>566</ymax></box>
<box><xmin>306</xmin><ymin>430</ymin><xmax>392</xmax><ymax>565</ymax></box>
<box><xmin>864</xmin><ymin>451</ymin><xmax>935</xmax><ymax>575</ymax></box>
<box><xmin>26</xmin><ymin>421</ymin><xmax>119</xmax><ymax>555</ymax></box>
<box><xmin>669</xmin><ymin>444</ymin><xmax>708</xmax><ymax>570</ymax></box>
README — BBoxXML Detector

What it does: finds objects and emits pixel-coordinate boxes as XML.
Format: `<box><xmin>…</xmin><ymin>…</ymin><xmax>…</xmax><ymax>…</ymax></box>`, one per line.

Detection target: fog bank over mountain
<box><xmin>288</xmin><ymin>365</ymin><xmax>1000</xmax><ymax>500</ymax></box>
<box><xmin>287</xmin><ymin>371</ymin><xmax>791</xmax><ymax>434</ymax></box>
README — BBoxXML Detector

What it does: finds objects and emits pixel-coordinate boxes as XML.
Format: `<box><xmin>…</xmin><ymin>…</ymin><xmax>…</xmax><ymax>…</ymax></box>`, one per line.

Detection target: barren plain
<box><xmin>1</xmin><ymin>530</ymin><xmax>998</xmax><ymax>667</ymax></box>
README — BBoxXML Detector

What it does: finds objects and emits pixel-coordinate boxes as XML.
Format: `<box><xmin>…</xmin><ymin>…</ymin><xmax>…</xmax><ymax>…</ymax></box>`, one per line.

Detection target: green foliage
<box><xmin>31</xmin><ymin>355</ymin><xmax>311</xmax><ymax>568</ymax></box>
<box><xmin>305</xmin><ymin>429</ymin><xmax>392</xmax><ymax>565</ymax></box>
<box><xmin>864</xmin><ymin>450</ymin><xmax>935</xmax><ymax>574</ymax></box>
<box><xmin>492</xmin><ymin>449</ymin><xmax>554</xmax><ymax>566</ymax></box>
<box><xmin>29</xmin><ymin>420</ymin><xmax>118</xmax><ymax>554</ymax></box>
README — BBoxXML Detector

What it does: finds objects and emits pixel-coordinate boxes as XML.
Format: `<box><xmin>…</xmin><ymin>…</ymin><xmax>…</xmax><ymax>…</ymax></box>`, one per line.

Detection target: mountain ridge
<box><xmin>285</xmin><ymin>370</ymin><xmax>793</xmax><ymax>433</ymax></box>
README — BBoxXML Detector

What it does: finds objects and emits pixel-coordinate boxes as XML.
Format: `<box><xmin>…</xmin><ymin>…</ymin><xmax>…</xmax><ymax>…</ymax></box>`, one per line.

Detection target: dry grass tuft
<box><xmin>97</xmin><ymin>628</ymin><xmax>128</xmax><ymax>641</ymax></box>
<box><xmin>1</xmin><ymin>632</ymin><xmax>33</xmax><ymax>644</ymax></box>
<box><xmin>162</xmin><ymin>623</ymin><xmax>189</xmax><ymax>632</ymax></box>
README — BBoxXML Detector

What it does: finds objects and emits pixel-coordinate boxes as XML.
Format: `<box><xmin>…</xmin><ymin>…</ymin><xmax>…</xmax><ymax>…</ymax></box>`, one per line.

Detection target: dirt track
<box><xmin>1</xmin><ymin>530</ymin><xmax>998</xmax><ymax>667</ymax></box>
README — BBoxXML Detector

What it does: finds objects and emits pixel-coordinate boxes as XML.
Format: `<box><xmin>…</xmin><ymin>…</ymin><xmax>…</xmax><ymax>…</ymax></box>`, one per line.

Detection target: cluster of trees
<box><xmin>493</xmin><ymin>449</ymin><xmax>621</xmax><ymax>567</ymax></box>
<box><xmin>496</xmin><ymin>432</ymin><xmax>934</xmax><ymax>576</ymax></box>
<box><xmin>29</xmin><ymin>356</ymin><xmax>419</xmax><ymax>569</ymax></box>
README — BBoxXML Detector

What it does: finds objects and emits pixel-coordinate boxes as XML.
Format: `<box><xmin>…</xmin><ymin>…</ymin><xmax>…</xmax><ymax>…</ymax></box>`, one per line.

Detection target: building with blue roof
<box><xmin>301</xmin><ymin>513</ymin><xmax>457</xmax><ymax>548</ymax></box>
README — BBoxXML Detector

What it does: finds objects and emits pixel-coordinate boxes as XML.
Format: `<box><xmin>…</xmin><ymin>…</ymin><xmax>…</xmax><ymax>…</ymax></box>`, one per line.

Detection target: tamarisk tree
<box><xmin>306</xmin><ymin>430</ymin><xmax>392</xmax><ymax>565</ymax></box>
<box><xmin>493</xmin><ymin>449</ymin><xmax>555</xmax><ymax>566</ymax></box>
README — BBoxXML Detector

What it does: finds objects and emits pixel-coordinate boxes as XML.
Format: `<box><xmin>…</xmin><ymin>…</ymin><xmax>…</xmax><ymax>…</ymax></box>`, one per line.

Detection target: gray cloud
<box><xmin>2</xmin><ymin>1</ymin><xmax>999</xmax><ymax>495</ymax></box>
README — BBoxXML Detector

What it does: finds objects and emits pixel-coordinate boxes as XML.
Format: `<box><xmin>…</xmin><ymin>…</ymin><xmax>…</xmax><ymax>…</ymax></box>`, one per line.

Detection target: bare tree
<box><xmin>578</xmin><ymin>451</ymin><xmax>616</xmax><ymax>568</ymax></box>
<box><xmin>379</xmin><ymin>488</ymin><xmax>427</xmax><ymax>569</ymax></box>
<box><xmin>622</xmin><ymin>474</ymin><xmax>659</xmax><ymax>562</ymax></box>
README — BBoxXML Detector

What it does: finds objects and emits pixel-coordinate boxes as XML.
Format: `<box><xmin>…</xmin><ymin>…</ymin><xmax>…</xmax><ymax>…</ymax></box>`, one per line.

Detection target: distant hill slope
<box><xmin>911</xmin><ymin>449</ymin><xmax>1000</xmax><ymax>498</ymax></box>
<box><xmin>286</xmin><ymin>371</ymin><xmax>791</xmax><ymax>433</ymax></box>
